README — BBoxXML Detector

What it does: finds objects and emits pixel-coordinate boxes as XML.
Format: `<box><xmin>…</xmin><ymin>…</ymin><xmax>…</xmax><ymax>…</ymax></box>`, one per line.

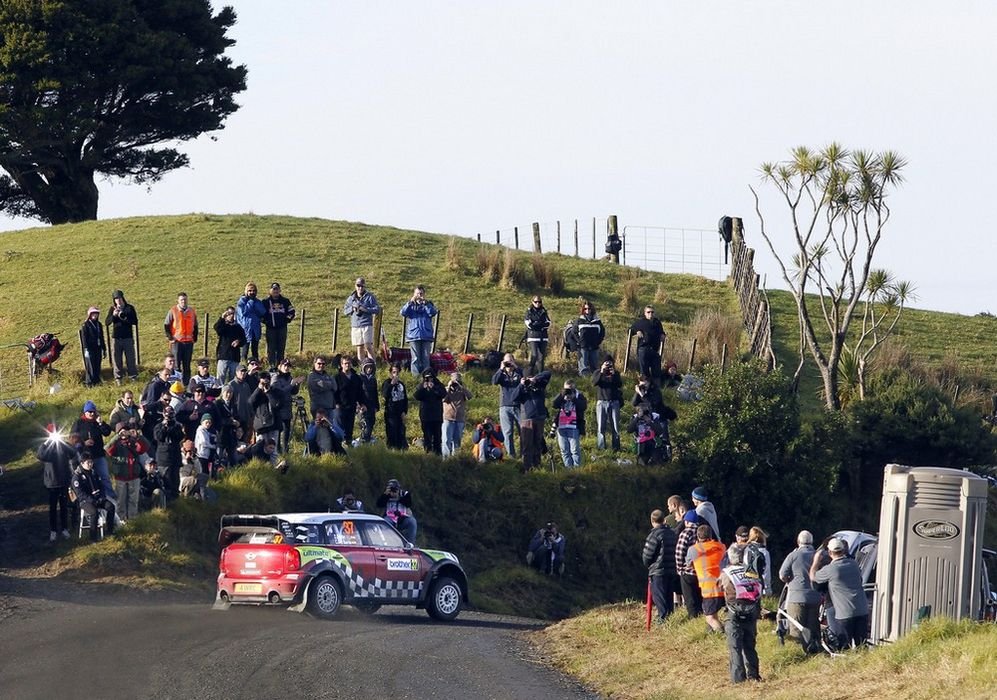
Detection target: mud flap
<box><xmin>288</xmin><ymin>578</ymin><xmax>311</xmax><ymax>613</ymax></box>
<box><xmin>212</xmin><ymin>592</ymin><xmax>231</xmax><ymax>611</ymax></box>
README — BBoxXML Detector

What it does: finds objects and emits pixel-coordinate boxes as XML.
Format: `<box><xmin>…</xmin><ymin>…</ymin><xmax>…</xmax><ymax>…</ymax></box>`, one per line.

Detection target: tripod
<box><xmin>293</xmin><ymin>398</ymin><xmax>311</xmax><ymax>455</ymax></box>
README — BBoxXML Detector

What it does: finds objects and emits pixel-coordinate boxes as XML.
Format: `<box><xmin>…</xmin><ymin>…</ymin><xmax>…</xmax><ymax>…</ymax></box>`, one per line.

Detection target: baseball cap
<box><xmin>827</xmin><ymin>537</ymin><xmax>847</xmax><ymax>552</ymax></box>
<box><xmin>270</xmin><ymin>282</ymin><xmax>281</xmax><ymax>290</ymax></box>
<box><xmin>735</xmin><ymin>526</ymin><xmax>750</xmax><ymax>539</ymax></box>
<box><xmin>196</xmin><ymin>358</ymin><xmax>210</xmax><ymax>367</ymax></box>
<box><xmin>355</xmin><ymin>277</ymin><xmax>366</xmax><ymax>286</ymax></box>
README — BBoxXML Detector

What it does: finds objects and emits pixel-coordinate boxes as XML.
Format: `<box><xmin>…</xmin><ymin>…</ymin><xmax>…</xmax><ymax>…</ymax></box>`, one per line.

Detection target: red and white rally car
<box><xmin>215</xmin><ymin>512</ymin><xmax>468</xmax><ymax>620</ymax></box>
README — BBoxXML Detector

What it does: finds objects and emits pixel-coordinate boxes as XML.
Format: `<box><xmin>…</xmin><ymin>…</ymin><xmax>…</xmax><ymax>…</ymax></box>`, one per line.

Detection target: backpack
<box><xmin>28</xmin><ymin>332</ymin><xmax>65</xmax><ymax>366</ymax></box>
<box><xmin>718</xmin><ymin>216</ymin><xmax>733</xmax><ymax>243</ymax></box>
<box><xmin>741</xmin><ymin>542</ymin><xmax>763</xmax><ymax>579</ymax></box>
<box><xmin>482</xmin><ymin>350</ymin><xmax>503</xmax><ymax>370</ymax></box>
<box><xmin>562</xmin><ymin>321</ymin><xmax>579</xmax><ymax>353</ymax></box>
<box><xmin>724</xmin><ymin>564</ymin><xmax>762</xmax><ymax>621</ymax></box>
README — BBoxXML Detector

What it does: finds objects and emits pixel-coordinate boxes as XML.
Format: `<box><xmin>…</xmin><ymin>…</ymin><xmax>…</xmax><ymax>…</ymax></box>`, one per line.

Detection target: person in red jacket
<box><xmin>105</xmin><ymin>421</ymin><xmax>149</xmax><ymax>521</ymax></box>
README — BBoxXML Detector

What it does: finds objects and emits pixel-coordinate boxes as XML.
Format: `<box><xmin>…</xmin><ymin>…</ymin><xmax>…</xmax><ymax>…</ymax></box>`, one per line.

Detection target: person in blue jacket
<box><xmin>400</xmin><ymin>285</ymin><xmax>438</xmax><ymax>375</ymax></box>
<box><xmin>236</xmin><ymin>281</ymin><xmax>267</xmax><ymax>363</ymax></box>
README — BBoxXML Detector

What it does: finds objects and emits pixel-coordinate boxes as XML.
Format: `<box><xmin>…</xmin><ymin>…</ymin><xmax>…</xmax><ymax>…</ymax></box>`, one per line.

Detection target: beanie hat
<box><xmin>170</xmin><ymin>381</ymin><xmax>185</xmax><ymax>394</ymax></box>
<box><xmin>82</xmin><ymin>400</ymin><xmax>97</xmax><ymax>413</ymax></box>
<box><xmin>200</xmin><ymin>414</ymin><xmax>213</xmax><ymax>425</ymax></box>
<box><xmin>87</xmin><ymin>306</ymin><xmax>100</xmax><ymax>315</ymax></box>
<box><xmin>691</xmin><ymin>486</ymin><xmax>708</xmax><ymax>502</ymax></box>
<box><xmin>683</xmin><ymin>511</ymin><xmax>700</xmax><ymax>524</ymax></box>
<box><xmin>112</xmin><ymin>290</ymin><xmax>125</xmax><ymax>300</ymax></box>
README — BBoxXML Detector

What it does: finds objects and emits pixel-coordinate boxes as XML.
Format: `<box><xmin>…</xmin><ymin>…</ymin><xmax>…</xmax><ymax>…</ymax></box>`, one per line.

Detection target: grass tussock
<box><xmin>500</xmin><ymin>248</ymin><xmax>525</xmax><ymax>289</ymax></box>
<box><xmin>445</xmin><ymin>236</ymin><xmax>462</xmax><ymax>271</ymax></box>
<box><xmin>476</xmin><ymin>245</ymin><xmax>502</xmax><ymax>283</ymax></box>
<box><xmin>688</xmin><ymin>307</ymin><xmax>743</xmax><ymax>367</ymax></box>
<box><xmin>538</xmin><ymin>603</ymin><xmax>997</xmax><ymax>700</ymax></box>
<box><xmin>531</xmin><ymin>253</ymin><xmax>564</xmax><ymax>294</ymax></box>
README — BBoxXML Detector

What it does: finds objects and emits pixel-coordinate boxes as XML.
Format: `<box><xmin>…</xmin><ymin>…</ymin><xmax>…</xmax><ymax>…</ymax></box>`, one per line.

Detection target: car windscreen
<box><xmin>361</xmin><ymin>520</ymin><xmax>407</xmax><ymax>548</ymax></box>
<box><xmin>324</xmin><ymin>520</ymin><xmax>362</xmax><ymax>546</ymax></box>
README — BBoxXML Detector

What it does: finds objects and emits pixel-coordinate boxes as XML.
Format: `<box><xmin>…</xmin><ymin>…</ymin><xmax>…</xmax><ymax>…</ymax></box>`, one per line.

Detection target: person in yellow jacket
<box><xmin>686</xmin><ymin>524</ymin><xmax>726</xmax><ymax>633</ymax></box>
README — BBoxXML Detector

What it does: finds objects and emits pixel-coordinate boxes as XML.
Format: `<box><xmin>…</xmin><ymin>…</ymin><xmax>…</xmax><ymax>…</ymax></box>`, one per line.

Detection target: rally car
<box><xmin>215</xmin><ymin>512</ymin><xmax>468</xmax><ymax>620</ymax></box>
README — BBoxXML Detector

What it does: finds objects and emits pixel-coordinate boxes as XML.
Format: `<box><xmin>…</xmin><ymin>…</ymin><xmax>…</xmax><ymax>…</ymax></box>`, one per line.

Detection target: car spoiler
<box><xmin>218</xmin><ymin>514</ymin><xmax>283</xmax><ymax>548</ymax></box>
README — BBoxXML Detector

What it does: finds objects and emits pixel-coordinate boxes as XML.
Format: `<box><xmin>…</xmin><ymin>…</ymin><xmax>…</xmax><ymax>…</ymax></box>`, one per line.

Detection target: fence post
<box><xmin>623</xmin><ymin>328</ymin><xmax>633</xmax><ymax>373</ymax></box>
<box><xmin>592</xmin><ymin>217</ymin><xmax>596</xmax><ymax>259</ymax></box>
<box><xmin>497</xmin><ymin>314</ymin><xmax>507</xmax><ymax>351</ymax></box>
<box><xmin>532</xmin><ymin>222</ymin><xmax>542</xmax><ymax>254</ymax></box>
<box><xmin>476</xmin><ymin>233</ymin><xmax>481</xmax><ymax>243</ymax></box>
<box><xmin>720</xmin><ymin>343</ymin><xmax>728</xmax><ymax>374</ymax></box>
<box><xmin>495</xmin><ymin>230</ymin><xmax>500</xmax><ymax>245</ymax></box>
<box><xmin>462</xmin><ymin>312</ymin><xmax>474</xmax><ymax>354</ymax></box>
<box><xmin>574</xmin><ymin>219</ymin><xmax>579</xmax><ymax>257</ymax></box>
<box><xmin>401</xmin><ymin>317</ymin><xmax>407</xmax><ymax>347</ymax></box>
<box><xmin>431</xmin><ymin>312</ymin><xmax>440</xmax><ymax>353</ymax></box>
<box><xmin>688</xmin><ymin>338</ymin><xmax>697</xmax><ymax>372</ymax></box>
<box><xmin>298</xmin><ymin>308</ymin><xmax>306</xmax><ymax>353</ymax></box>
<box><xmin>556</xmin><ymin>220</ymin><xmax>561</xmax><ymax>253</ymax></box>
<box><xmin>608</xmin><ymin>215</ymin><xmax>619</xmax><ymax>264</ymax></box>
<box><xmin>372</xmin><ymin>312</ymin><xmax>383</xmax><ymax>361</ymax></box>
<box><xmin>514</xmin><ymin>226</ymin><xmax>519</xmax><ymax>250</ymax></box>
<box><xmin>203</xmin><ymin>312</ymin><xmax>209</xmax><ymax>357</ymax></box>
<box><xmin>332</xmin><ymin>309</ymin><xmax>339</xmax><ymax>351</ymax></box>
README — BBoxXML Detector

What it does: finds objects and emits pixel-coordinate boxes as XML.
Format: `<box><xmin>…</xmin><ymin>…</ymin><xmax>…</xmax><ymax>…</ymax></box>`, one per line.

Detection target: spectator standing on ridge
<box><xmin>214</xmin><ymin>306</ymin><xmax>246</xmax><ymax>384</ymax></box>
<box><xmin>38</xmin><ymin>426</ymin><xmax>75</xmax><ymax>542</ymax></box>
<box><xmin>263</xmin><ymin>282</ymin><xmax>295</xmax><ymax>370</ymax></box>
<box><xmin>304</xmin><ymin>408</ymin><xmax>346</xmax><ymax>456</ymax></box>
<box><xmin>810</xmin><ymin>536</ymin><xmax>870</xmax><ymax>650</ymax></box>
<box><xmin>334</xmin><ymin>355</ymin><xmax>364</xmax><ymax>444</ymax></box>
<box><xmin>344</xmin><ymin>277</ymin><xmax>381</xmax><ymax>364</ymax></box>
<box><xmin>524</xmin><ymin>295</ymin><xmax>552</xmax><ymax>375</ymax></box>
<box><xmin>749</xmin><ymin>526</ymin><xmax>773</xmax><ymax>594</ymax></box>
<box><xmin>227</xmin><ymin>365</ymin><xmax>254</xmax><ymax>437</ymax></box>
<box><xmin>164</xmin><ymin>292</ymin><xmax>198</xmax><ymax>383</ymax></box>
<box><xmin>632</xmin><ymin>373</ymin><xmax>666</xmax><ymax>416</ymax></box>
<box><xmin>381</xmin><ymin>363</ymin><xmax>409</xmax><ymax>450</ymax></box>
<box><xmin>692</xmin><ymin>486</ymin><xmax>721</xmax><ymax>540</ymax></box>
<box><xmin>105</xmin><ymin>421</ymin><xmax>149</xmax><ymax>521</ymax></box>
<box><xmin>188</xmin><ymin>358</ymin><xmax>222</xmax><ymax>398</ymax></box>
<box><xmin>676</xmin><ymin>510</ymin><xmax>704</xmax><ymax>619</ymax></box>
<box><xmin>108</xmin><ymin>390</ymin><xmax>142</xmax><ymax>431</ymax></box>
<box><xmin>356</xmin><ymin>358</ymin><xmax>380</xmax><ymax>443</ymax></box>
<box><xmin>551</xmin><ymin>379</ymin><xmax>587</xmax><ymax>468</ymax></box>
<box><xmin>721</xmin><ymin>543</ymin><xmax>763</xmax><ymax>683</ymax></box>
<box><xmin>779</xmin><ymin>529</ymin><xmax>821</xmax><ymax>654</ymax></box>
<box><xmin>643</xmin><ymin>509</ymin><xmax>678</xmax><ymax>622</ymax></box>
<box><xmin>307</xmin><ymin>356</ymin><xmax>337</xmax><ymax>419</ymax></box>
<box><xmin>140</xmin><ymin>368</ymin><xmax>172</xmax><ymax>447</ymax></box>
<box><xmin>573</xmin><ymin>300</ymin><xmax>605</xmax><ymax>376</ymax></box>
<box><xmin>491</xmin><ymin>353</ymin><xmax>523</xmax><ymax>458</ymax></box>
<box><xmin>686</xmin><ymin>524</ymin><xmax>726</xmax><ymax>633</ymax></box>
<box><xmin>236</xmin><ymin>282</ymin><xmax>267</xmax><ymax>363</ymax></box>
<box><xmin>516</xmin><ymin>369</ymin><xmax>552</xmax><ymax>470</ymax></box>
<box><xmin>250</xmin><ymin>371</ymin><xmax>281</xmax><ymax>445</ymax></box>
<box><xmin>592</xmin><ymin>356</ymin><xmax>623</xmax><ymax>452</ymax></box>
<box><xmin>376</xmin><ymin>478</ymin><xmax>417</xmax><ymax>542</ymax></box>
<box><xmin>72</xmin><ymin>400</ymin><xmax>113</xmax><ymax>497</ymax></box>
<box><xmin>154</xmin><ymin>406</ymin><xmax>185</xmax><ymax>499</ymax></box>
<box><xmin>442</xmin><ymin>371</ymin><xmax>473</xmax><ymax>456</ymax></box>
<box><xmin>271</xmin><ymin>359</ymin><xmax>301</xmax><ymax>453</ymax></box>
<box><xmin>140</xmin><ymin>460</ymin><xmax>167</xmax><ymax>510</ymax></box>
<box><xmin>400</xmin><ymin>285</ymin><xmax>438</xmax><ymax>375</ymax></box>
<box><xmin>414</xmin><ymin>368</ymin><xmax>446</xmax><ymax>454</ymax></box>
<box><xmin>105</xmin><ymin>290</ymin><xmax>138</xmax><ymax>384</ymax></box>
<box><xmin>80</xmin><ymin>306</ymin><xmax>106</xmax><ymax>387</ymax></box>
<box><xmin>630</xmin><ymin>305</ymin><xmax>665</xmax><ymax>383</ymax></box>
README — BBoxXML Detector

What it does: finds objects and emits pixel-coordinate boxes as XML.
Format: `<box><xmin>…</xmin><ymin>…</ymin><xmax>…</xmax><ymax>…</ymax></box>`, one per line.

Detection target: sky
<box><xmin>2</xmin><ymin>1</ymin><xmax>995</xmax><ymax>315</ymax></box>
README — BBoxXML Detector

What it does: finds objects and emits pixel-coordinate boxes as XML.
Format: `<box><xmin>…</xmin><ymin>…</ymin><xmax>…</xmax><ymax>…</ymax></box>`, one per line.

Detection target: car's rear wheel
<box><xmin>306</xmin><ymin>576</ymin><xmax>342</xmax><ymax>619</ymax></box>
<box><xmin>426</xmin><ymin>576</ymin><xmax>462</xmax><ymax>621</ymax></box>
<box><xmin>353</xmin><ymin>601</ymin><xmax>381</xmax><ymax>615</ymax></box>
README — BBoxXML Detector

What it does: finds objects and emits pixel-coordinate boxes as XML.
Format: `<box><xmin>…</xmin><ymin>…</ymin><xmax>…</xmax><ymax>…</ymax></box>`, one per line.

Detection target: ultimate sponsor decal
<box><xmin>296</xmin><ymin>546</ymin><xmax>350</xmax><ymax>567</ymax></box>
<box><xmin>386</xmin><ymin>558</ymin><xmax>420</xmax><ymax>571</ymax></box>
<box><xmin>913</xmin><ymin>520</ymin><xmax>959</xmax><ymax>540</ymax></box>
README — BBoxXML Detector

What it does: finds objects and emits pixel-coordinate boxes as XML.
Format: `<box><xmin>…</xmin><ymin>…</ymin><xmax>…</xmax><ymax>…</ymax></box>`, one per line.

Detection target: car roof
<box><xmin>269</xmin><ymin>512</ymin><xmax>385</xmax><ymax>524</ymax></box>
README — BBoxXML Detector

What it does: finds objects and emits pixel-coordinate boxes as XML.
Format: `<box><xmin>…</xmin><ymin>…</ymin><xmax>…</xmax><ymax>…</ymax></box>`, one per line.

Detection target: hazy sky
<box><xmin>2</xmin><ymin>1</ymin><xmax>994</xmax><ymax>315</ymax></box>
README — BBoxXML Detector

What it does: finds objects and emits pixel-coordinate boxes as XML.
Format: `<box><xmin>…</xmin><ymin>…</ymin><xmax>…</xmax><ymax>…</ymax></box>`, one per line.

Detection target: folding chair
<box><xmin>79</xmin><ymin>508</ymin><xmax>106</xmax><ymax>540</ymax></box>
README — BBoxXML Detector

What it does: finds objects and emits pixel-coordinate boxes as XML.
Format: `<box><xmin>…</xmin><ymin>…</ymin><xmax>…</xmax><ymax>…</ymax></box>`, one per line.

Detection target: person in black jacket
<box><xmin>263</xmin><ymin>282</ymin><xmax>296</xmax><ymax>370</ymax></box>
<box><xmin>515</xmin><ymin>370</ymin><xmax>552</xmax><ymax>470</ymax></box>
<box><xmin>153</xmin><ymin>406</ymin><xmax>185</xmax><ymax>498</ymax></box>
<box><xmin>630</xmin><ymin>306</ymin><xmax>666</xmax><ymax>382</ymax></box>
<box><xmin>105</xmin><ymin>290</ymin><xmax>138</xmax><ymax>384</ymax></box>
<box><xmin>214</xmin><ymin>306</ymin><xmax>246</xmax><ymax>384</ymax></box>
<box><xmin>71</xmin><ymin>452</ymin><xmax>116</xmax><ymax>540</ymax></box>
<box><xmin>271</xmin><ymin>359</ymin><xmax>302</xmax><ymax>453</ymax></box>
<box><xmin>413</xmin><ymin>368</ymin><xmax>446</xmax><ymax>454</ymax></box>
<box><xmin>38</xmin><ymin>427</ymin><xmax>76</xmax><ymax>541</ymax></box>
<box><xmin>592</xmin><ymin>356</ymin><xmax>623</xmax><ymax>452</ymax></box>
<box><xmin>573</xmin><ymin>300</ymin><xmax>605</xmax><ymax>376</ymax></box>
<box><xmin>250</xmin><ymin>372</ymin><xmax>282</xmax><ymax>444</ymax></box>
<box><xmin>80</xmin><ymin>306</ymin><xmax>106</xmax><ymax>386</ymax></box>
<box><xmin>357</xmin><ymin>358</ymin><xmax>379</xmax><ymax>444</ymax></box>
<box><xmin>334</xmin><ymin>355</ymin><xmax>364</xmax><ymax>444</ymax></box>
<box><xmin>524</xmin><ymin>296</ymin><xmax>552</xmax><ymax>375</ymax></box>
<box><xmin>643</xmin><ymin>509</ymin><xmax>679</xmax><ymax>621</ymax></box>
<box><xmin>380</xmin><ymin>363</ymin><xmax>409</xmax><ymax>450</ymax></box>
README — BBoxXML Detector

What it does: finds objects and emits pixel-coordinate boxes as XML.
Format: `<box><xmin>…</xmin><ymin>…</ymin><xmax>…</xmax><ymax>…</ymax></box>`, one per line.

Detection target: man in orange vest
<box><xmin>164</xmin><ymin>292</ymin><xmax>199</xmax><ymax>383</ymax></box>
<box><xmin>686</xmin><ymin>524</ymin><xmax>725</xmax><ymax>633</ymax></box>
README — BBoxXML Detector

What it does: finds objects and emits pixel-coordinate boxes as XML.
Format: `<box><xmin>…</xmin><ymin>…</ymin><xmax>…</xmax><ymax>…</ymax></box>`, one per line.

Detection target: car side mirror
<box><xmin>403</xmin><ymin>540</ymin><xmax>414</xmax><ymax>552</ymax></box>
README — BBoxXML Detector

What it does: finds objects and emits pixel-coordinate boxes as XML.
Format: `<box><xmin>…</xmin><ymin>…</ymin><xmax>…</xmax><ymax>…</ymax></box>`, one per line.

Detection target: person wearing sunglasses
<box><xmin>344</xmin><ymin>277</ymin><xmax>381</xmax><ymax>364</ymax></box>
<box><xmin>524</xmin><ymin>297</ymin><xmax>552</xmax><ymax>375</ymax></box>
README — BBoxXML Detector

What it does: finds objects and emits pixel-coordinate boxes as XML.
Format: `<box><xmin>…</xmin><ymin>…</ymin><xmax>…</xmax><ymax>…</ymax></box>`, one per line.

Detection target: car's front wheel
<box><xmin>426</xmin><ymin>576</ymin><xmax>462</xmax><ymax>621</ymax></box>
<box><xmin>306</xmin><ymin>576</ymin><xmax>343</xmax><ymax>619</ymax></box>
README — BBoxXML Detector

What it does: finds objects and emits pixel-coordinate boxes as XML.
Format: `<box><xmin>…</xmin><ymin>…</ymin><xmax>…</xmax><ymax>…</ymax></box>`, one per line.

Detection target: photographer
<box><xmin>472</xmin><ymin>416</ymin><xmax>505</xmax><ymax>462</ymax></box>
<box><xmin>356</xmin><ymin>358</ymin><xmax>379</xmax><ymax>444</ymax></box>
<box><xmin>245</xmin><ymin>437</ymin><xmax>288</xmax><ymax>474</ymax></box>
<box><xmin>380</xmin><ymin>363</ymin><xmax>409</xmax><ymax>450</ymax></box>
<box><xmin>413</xmin><ymin>368</ymin><xmax>446</xmax><ymax>454</ymax></box>
<box><xmin>250</xmin><ymin>371</ymin><xmax>282</xmax><ymax>444</ymax></box>
<box><xmin>376</xmin><ymin>478</ymin><xmax>417</xmax><ymax>543</ymax></box>
<box><xmin>592</xmin><ymin>356</ymin><xmax>624</xmax><ymax>452</ymax></box>
<box><xmin>139</xmin><ymin>459</ymin><xmax>167</xmax><ymax>510</ymax></box>
<box><xmin>526</xmin><ymin>522</ymin><xmax>566</xmax><ymax>576</ymax></box>
<box><xmin>72</xmin><ymin>400</ymin><xmax>113</xmax><ymax>498</ymax></box>
<box><xmin>442</xmin><ymin>371</ymin><xmax>473</xmax><ymax>456</ymax></box>
<box><xmin>153</xmin><ymin>405</ymin><xmax>185</xmax><ymax>498</ymax></box>
<box><xmin>335</xmin><ymin>487</ymin><xmax>366</xmax><ymax>513</ymax></box>
<box><xmin>515</xmin><ymin>370</ymin><xmax>552</xmax><ymax>470</ymax></box>
<box><xmin>524</xmin><ymin>296</ymin><xmax>552</xmax><ymax>375</ymax></box>
<box><xmin>271</xmin><ymin>358</ymin><xmax>303</xmax><ymax>453</ymax></box>
<box><xmin>491</xmin><ymin>353</ymin><xmax>523</xmax><ymax>458</ymax></box>
<box><xmin>304</xmin><ymin>408</ymin><xmax>346</xmax><ymax>456</ymax></box>
<box><xmin>632</xmin><ymin>373</ymin><xmax>666</xmax><ymax>416</ymax></box>
<box><xmin>551</xmin><ymin>380</ymin><xmax>588</xmax><ymax>468</ymax></box>
<box><xmin>106</xmin><ymin>420</ymin><xmax>150</xmax><ymax>520</ymax></box>
<box><xmin>628</xmin><ymin>405</ymin><xmax>662</xmax><ymax>466</ymax></box>
<box><xmin>71</xmin><ymin>452</ymin><xmax>117</xmax><ymax>541</ymax></box>
<box><xmin>399</xmin><ymin>285</ymin><xmax>438</xmax><ymax>375</ymax></box>
<box><xmin>38</xmin><ymin>424</ymin><xmax>76</xmax><ymax>541</ymax></box>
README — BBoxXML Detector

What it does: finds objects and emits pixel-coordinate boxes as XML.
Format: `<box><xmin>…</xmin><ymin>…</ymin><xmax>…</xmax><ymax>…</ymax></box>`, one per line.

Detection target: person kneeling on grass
<box><xmin>526</xmin><ymin>522</ymin><xmax>566</xmax><ymax>576</ymax></box>
<box><xmin>471</xmin><ymin>417</ymin><xmax>505</xmax><ymax>462</ymax></box>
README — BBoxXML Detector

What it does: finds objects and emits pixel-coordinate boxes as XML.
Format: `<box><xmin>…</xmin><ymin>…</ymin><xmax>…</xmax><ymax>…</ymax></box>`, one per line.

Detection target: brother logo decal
<box><xmin>913</xmin><ymin>520</ymin><xmax>959</xmax><ymax>540</ymax></box>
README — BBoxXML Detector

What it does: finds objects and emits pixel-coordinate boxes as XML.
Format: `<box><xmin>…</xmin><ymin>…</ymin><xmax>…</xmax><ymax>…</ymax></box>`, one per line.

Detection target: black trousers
<box><xmin>48</xmin><ymin>487</ymin><xmax>69</xmax><ymax>532</ymax></box>
<box><xmin>385</xmin><ymin>412</ymin><xmax>408</xmax><ymax>450</ymax></box>
<box><xmin>680</xmin><ymin>572</ymin><xmax>703</xmax><ymax>618</ymax></box>
<box><xmin>173</xmin><ymin>341</ymin><xmax>194</xmax><ymax>383</ymax></box>
<box><xmin>421</xmin><ymin>420</ymin><xmax>442</xmax><ymax>454</ymax></box>
<box><xmin>637</xmin><ymin>346</ymin><xmax>661</xmax><ymax>381</ymax></box>
<box><xmin>725</xmin><ymin>616</ymin><xmax>760</xmax><ymax>682</ymax></box>
<box><xmin>266</xmin><ymin>325</ymin><xmax>288</xmax><ymax>368</ymax></box>
<box><xmin>649</xmin><ymin>574</ymin><xmax>675</xmax><ymax>619</ymax></box>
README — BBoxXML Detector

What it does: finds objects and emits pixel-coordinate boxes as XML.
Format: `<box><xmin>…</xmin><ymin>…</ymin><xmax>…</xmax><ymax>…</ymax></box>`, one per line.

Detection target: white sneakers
<box><xmin>49</xmin><ymin>531</ymin><xmax>58</xmax><ymax>542</ymax></box>
<box><xmin>61</xmin><ymin>529</ymin><xmax>71</xmax><ymax>539</ymax></box>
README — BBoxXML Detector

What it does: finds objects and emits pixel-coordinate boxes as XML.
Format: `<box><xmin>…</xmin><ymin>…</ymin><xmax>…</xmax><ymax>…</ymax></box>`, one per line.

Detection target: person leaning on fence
<box><xmin>105</xmin><ymin>289</ymin><xmax>139</xmax><ymax>384</ymax></box>
<box><xmin>80</xmin><ymin>305</ymin><xmax>106</xmax><ymax>387</ymax></box>
<box><xmin>236</xmin><ymin>281</ymin><xmax>267</xmax><ymax>364</ymax></box>
<box><xmin>551</xmin><ymin>379</ymin><xmax>587</xmax><ymax>468</ymax></box>
<box><xmin>164</xmin><ymin>292</ymin><xmax>198</xmax><ymax>383</ymax></box>
<box><xmin>263</xmin><ymin>282</ymin><xmax>295</xmax><ymax>370</ymax></box>
<box><xmin>345</xmin><ymin>277</ymin><xmax>381</xmax><ymax>364</ymax></box>
<box><xmin>380</xmin><ymin>362</ymin><xmax>409</xmax><ymax>450</ymax></box>
<box><xmin>491</xmin><ymin>353</ymin><xmax>523</xmax><ymax>458</ymax></box>
<box><xmin>214</xmin><ymin>306</ymin><xmax>246</xmax><ymax>384</ymax></box>
<box><xmin>630</xmin><ymin>305</ymin><xmax>665</xmax><ymax>383</ymax></box>
<box><xmin>524</xmin><ymin>295</ymin><xmax>552</xmax><ymax>375</ymax></box>
<box><xmin>573</xmin><ymin>300</ymin><xmax>605</xmax><ymax>376</ymax></box>
<box><xmin>400</xmin><ymin>284</ymin><xmax>438</xmax><ymax>375</ymax></box>
<box><xmin>472</xmin><ymin>416</ymin><xmax>505</xmax><ymax>462</ymax></box>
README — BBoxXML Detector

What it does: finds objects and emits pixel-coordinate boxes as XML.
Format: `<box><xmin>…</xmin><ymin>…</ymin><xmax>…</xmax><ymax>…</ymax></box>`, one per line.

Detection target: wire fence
<box><xmin>621</xmin><ymin>225</ymin><xmax>730</xmax><ymax>281</ymax></box>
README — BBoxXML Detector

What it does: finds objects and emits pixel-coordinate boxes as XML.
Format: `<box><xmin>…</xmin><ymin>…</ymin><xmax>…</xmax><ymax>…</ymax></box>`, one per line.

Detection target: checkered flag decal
<box><xmin>334</xmin><ymin>561</ymin><xmax>423</xmax><ymax>600</ymax></box>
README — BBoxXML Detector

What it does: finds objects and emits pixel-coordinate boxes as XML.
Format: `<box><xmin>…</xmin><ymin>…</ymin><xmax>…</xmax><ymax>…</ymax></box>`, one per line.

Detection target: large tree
<box><xmin>750</xmin><ymin>144</ymin><xmax>911</xmax><ymax>410</ymax></box>
<box><xmin>0</xmin><ymin>0</ymin><xmax>247</xmax><ymax>224</ymax></box>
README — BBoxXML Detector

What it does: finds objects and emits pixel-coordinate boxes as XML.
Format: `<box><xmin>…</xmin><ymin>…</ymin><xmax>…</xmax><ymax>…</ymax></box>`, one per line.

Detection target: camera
<box><xmin>562</xmin><ymin>388</ymin><xmax>574</xmax><ymax>397</ymax></box>
<box><xmin>292</xmin><ymin>396</ymin><xmax>305</xmax><ymax>409</ymax></box>
<box><xmin>547</xmin><ymin>423</ymin><xmax>558</xmax><ymax>440</ymax></box>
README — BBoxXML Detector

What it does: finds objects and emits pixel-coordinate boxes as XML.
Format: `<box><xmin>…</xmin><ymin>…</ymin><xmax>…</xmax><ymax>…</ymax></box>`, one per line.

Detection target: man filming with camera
<box><xmin>491</xmin><ymin>353</ymin><xmax>523</xmax><ymax>458</ymax></box>
<box><xmin>551</xmin><ymin>379</ymin><xmax>588</xmax><ymax>468</ymax></box>
<box><xmin>526</xmin><ymin>522</ymin><xmax>566</xmax><ymax>576</ymax></box>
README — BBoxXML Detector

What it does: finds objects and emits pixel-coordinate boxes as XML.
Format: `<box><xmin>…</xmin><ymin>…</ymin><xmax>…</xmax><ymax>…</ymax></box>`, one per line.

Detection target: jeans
<box><xmin>48</xmin><ymin>487</ymin><xmax>69</xmax><ymax>532</ymax></box>
<box><xmin>578</xmin><ymin>347</ymin><xmax>599</xmax><ymax>376</ymax></box>
<box><xmin>409</xmin><ymin>339</ymin><xmax>432</xmax><ymax>375</ymax></box>
<box><xmin>240</xmin><ymin>337</ymin><xmax>261</xmax><ymax>363</ymax></box>
<box><xmin>93</xmin><ymin>456</ymin><xmax>114</xmax><ymax>499</ymax></box>
<box><xmin>217</xmin><ymin>360</ymin><xmax>239</xmax><ymax>385</ymax></box>
<box><xmin>650</xmin><ymin>574</ymin><xmax>675</xmax><ymax>620</ymax></box>
<box><xmin>498</xmin><ymin>405</ymin><xmax>520</xmax><ymax>457</ymax></box>
<box><xmin>266</xmin><ymin>325</ymin><xmax>288</xmax><ymax>368</ymax></box>
<box><xmin>394</xmin><ymin>514</ymin><xmax>418</xmax><ymax>543</ymax></box>
<box><xmin>477</xmin><ymin>438</ymin><xmax>503</xmax><ymax>461</ymax></box>
<box><xmin>442</xmin><ymin>419</ymin><xmax>464</xmax><ymax>456</ymax></box>
<box><xmin>596</xmin><ymin>399</ymin><xmax>621</xmax><ymax>450</ymax></box>
<box><xmin>114</xmin><ymin>478</ymin><xmax>141</xmax><ymax>520</ymax></box>
<box><xmin>637</xmin><ymin>346</ymin><xmax>661</xmax><ymax>381</ymax></box>
<box><xmin>111</xmin><ymin>337</ymin><xmax>138</xmax><ymax>380</ymax></box>
<box><xmin>556</xmin><ymin>427</ymin><xmax>581</xmax><ymax>467</ymax></box>
<box><xmin>725</xmin><ymin>617</ymin><xmax>760</xmax><ymax>682</ymax></box>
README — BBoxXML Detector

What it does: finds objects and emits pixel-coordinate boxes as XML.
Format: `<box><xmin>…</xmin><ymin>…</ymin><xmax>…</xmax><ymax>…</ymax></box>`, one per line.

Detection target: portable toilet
<box><xmin>872</xmin><ymin>464</ymin><xmax>989</xmax><ymax>643</ymax></box>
